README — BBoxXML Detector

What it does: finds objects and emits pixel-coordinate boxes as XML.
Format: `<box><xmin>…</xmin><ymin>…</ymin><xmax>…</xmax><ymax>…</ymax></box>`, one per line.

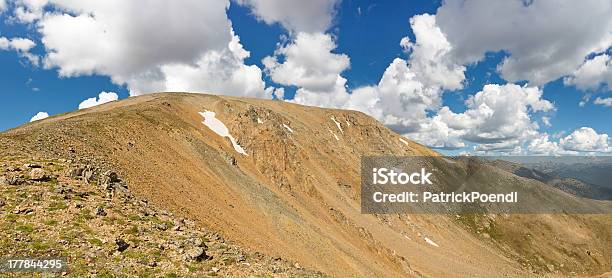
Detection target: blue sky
<box><xmin>0</xmin><ymin>0</ymin><xmax>610</xmax><ymax>155</ymax></box>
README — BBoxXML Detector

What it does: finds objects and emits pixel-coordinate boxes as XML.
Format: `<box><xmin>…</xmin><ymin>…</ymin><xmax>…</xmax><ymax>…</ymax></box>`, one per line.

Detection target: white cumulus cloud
<box><xmin>235</xmin><ymin>0</ymin><xmax>340</xmax><ymax>33</ymax></box>
<box><xmin>434</xmin><ymin>0</ymin><xmax>612</xmax><ymax>86</ymax></box>
<box><xmin>29</xmin><ymin>111</ymin><xmax>49</xmax><ymax>122</ymax></box>
<box><xmin>263</xmin><ymin>32</ymin><xmax>350</xmax><ymax>107</ymax></box>
<box><xmin>78</xmin><ymin>91</ymin><xmax>119</xmax><ymax>109</ymax></box>
<box><xmin>0</xmin><ymin>36</ymin><xmax>39</xmax><ymax>65</ymax></box>
<box><xmin>354</xmin><ymin>58</ymin><xmax>445</xmax><ymax>133</ymax></box>
<box><xmin>12</xmin><ymin>0</ymin><xmax>48</xmax><ymax>23</ymax></box>
<box><xmin>341</xmin><ymin>2</ymin><xmax>610</xmax><ymax>153</ymax></box>
<box><xmin>527</xmin><ymin>133</ymin><xmax>561</xmax><ymax>155</ymax></box>
<box><xmin>344</xmin><ymin>14</ymin><xmax>464</xmax><ymax>141</ymax></box>
<box><xmin>159</xmin><ymin>32</ymin><xmax>269</xmax><ymax>98</ymax></box>
<box><xmin>341</xmin><ymin>13</ymin><xmax>554</xmax><ymax>152</ymax></box>
<box><xmin>560</xmin><ymin>127</ymin><xmax>610</xmax><ymax>153</ymax></box>
<box><xmin>401</xmin><ymin>14</ymin><xmax>465</xmax><ymax>90</ymax></box>
<box><xmin>261</xmin><ymin>16</ymin><xmax>470</xmax><ymax>148</ymax></box>
<box><xmin>240</xmin><ymin>0</ymin><xmax>347</xmax><ymax>104</ymax></box>
<box><xmin>594</xmin><ymin>97</ymin><xmax>612</xmax><ymax>107</ymax></box>
<box><xmin>28</xmin><ymin>0</ymin><xmax>270</xmax><ymax>98</ymax></box>
<box><xmin>409</xmin><ymin>84</ymin><xmax>553</xmax><ymax>151</ymax></box>
<box><xmin>564</xmin><ymin>54</ymin><xmax>612</xmax><ymax>91</ymax></box>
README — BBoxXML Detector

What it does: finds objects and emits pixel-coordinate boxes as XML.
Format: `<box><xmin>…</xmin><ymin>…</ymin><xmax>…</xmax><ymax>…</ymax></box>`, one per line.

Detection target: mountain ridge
<box><xmin>1</xmin><ymin>92</ymin><xmax>610</xmax><ymax>277</ymax></box>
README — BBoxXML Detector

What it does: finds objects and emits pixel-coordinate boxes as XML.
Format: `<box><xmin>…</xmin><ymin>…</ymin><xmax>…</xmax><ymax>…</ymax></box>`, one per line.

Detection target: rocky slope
<box><xmin>0</xmin><ymin>156</ymin><xmax>320</xmax><ymax>277</ymax></box>
<box><xmin>1</xmin><ymin>93</ymin><xmax>610</xmax><ymax>277</ymax></box>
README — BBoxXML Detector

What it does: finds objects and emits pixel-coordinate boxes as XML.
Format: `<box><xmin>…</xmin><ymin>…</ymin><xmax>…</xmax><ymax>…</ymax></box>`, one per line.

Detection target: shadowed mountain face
<box><xmin>1</xmin><ymin>93</ymin><xmax>610</xmax><ymax>277</ymax></box>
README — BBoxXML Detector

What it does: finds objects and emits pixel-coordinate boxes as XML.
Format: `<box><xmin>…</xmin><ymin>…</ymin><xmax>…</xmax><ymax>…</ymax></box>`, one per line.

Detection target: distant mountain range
<box><xmin>531</xmin><ymin>161</ymin><xmax>612</xmax><ymax>189</ymax></box>
<box><xmin>491</xmin><ymin>159</ymin><xmax>612</xmax><ymax>200</ymax></box>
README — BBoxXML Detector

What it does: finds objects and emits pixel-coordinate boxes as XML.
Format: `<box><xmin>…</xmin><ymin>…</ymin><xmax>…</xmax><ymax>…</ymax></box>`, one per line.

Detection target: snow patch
<box><xmin>424</xmin><ymin>237</ymin><xmax>439</xmax><ymax>247</ymax></box>
<box><xmin>328</xmin><ymin>129</ymin><xmax>340</xmax><ymax>141</ymax></box>
<box><xmin>331</xmin><ymin>117</ymin><xmax>343</xmax><ymax>133</ymax></box>
<box><xmin>282</xmin><ymin>124</ymin><xmax>294</xmax><ymax>133</ymax></box>
<box><xmin>199</xmin><ymin>111</ymin><xmax>248</xmax><ymax>156</ymax></box>
<box><xmin>257</xmin><ymin>118</ymin><xmax>264</xmax><ymax>124</ymax></box>
<box><xmin>399</xmin><ymin>137</ymin><xmax>409</xmax><ymax>146</ymax></box>
<box><xmin>345</xmin><ymin>120</ymin><xmax>351</xmax><ymax>126</ymax></box>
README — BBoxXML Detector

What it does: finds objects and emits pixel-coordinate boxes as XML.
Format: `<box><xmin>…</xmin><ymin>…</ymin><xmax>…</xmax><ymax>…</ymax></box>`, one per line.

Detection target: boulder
<box><xmin>82</xmin><ymin>167</ymin><xmax>95</xmax><ymax>184</ymax></box>
<box><xmin>185</xmin><ymin>236</ymin><xmax>204</xmax><ymax>247</ymax></box>
<box><xmin>29</xmin><ymin>168</ymin><xmax>48</xmax><ymax>181</ymax></box>
<box><xmin>6</xmin><ymin>175</ymin><xmax>24</xmax><ymax>185</ymax></box>
<box><xmin>115</xmin><ymin>238</ymin><xmax>130</xmax><ymax>252</ymax></box>
<box><xmin>95</xmin><ymin>207</ymin><xmax>107</xmax><ymax>216</ymax></box>
<box><xmin>156</xmin><ymin>223</ymin><xmax>168</xmax><ymax>231</ymax></box>
<box><xmin>186</xmin><ymin>247</ymin><xmax>209</xmax><ymax>261</ymax></box>
<box><xmin>100</xmin><ymin>170</ymin><xmax>128</xmax><ymax>192</ymax></box>
<box><xmin>67</xmin><ymin>166</ymin><xmax>85</xmax><ymax>178</ymax></box>
<box><xmin>101</xmin><ymin>171</ymin><xmax>120</xmax><ymax>184</ymax></box>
